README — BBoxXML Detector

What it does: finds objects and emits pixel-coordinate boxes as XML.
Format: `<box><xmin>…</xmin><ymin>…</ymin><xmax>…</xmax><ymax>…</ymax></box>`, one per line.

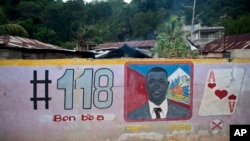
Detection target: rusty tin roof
<box><xmin>202</xmin><ymin>33</ymin><xmax>250</xmax><ymax>53</ymax></box>
<box><xmin>0</xmin><ymin>35</ymin><xmax>67</xmax><ymax>50</ymax></box>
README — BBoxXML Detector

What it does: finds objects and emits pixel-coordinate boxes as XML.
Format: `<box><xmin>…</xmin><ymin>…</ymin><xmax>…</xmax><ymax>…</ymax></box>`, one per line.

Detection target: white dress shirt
<box><xmin>148</xmin><ymin>99</ymin><xmax>168</xmax><ymax>119</ymax></box>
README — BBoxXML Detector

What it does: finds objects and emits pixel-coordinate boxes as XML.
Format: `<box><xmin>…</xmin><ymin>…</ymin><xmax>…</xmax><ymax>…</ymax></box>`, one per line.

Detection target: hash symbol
<box><xmin>30</xmin><ymin>70</ymin><xmax>52</xmax><ymax>110</ymax></box>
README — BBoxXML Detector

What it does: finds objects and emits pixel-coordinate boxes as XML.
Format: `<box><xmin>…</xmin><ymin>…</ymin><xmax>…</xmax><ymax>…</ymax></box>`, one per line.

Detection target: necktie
<box><xmin>154</xmin><ymin>107</ymin><xmax>162</xmax><ymax>119</ymax></box>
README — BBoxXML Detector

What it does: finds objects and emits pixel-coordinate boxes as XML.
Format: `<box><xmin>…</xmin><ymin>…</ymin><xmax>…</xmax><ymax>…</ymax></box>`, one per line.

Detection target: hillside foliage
<box><xmin>0</xmin><ymin>0</ymin><xmax>249</xmax><ymax>49</ymax></box>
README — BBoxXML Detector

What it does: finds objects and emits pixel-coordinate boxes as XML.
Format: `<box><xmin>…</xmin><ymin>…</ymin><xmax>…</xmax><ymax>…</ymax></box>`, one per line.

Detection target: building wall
<box><xmin>231</xmin><ymin>49</ymin><xmax>250</xmax><ymax>58</ymax></box>
<box><xmin>0</xmin><ymin>49</ymin><xmax>85</xmax><ymax>59</ymax></box>
<box><xmin>0</xmin><ymin>49</ymin><xmax>22</xmax><ymax>59</ymax></box>
<box><xmin>0</xmin><ymin>59</ymin><xmax>249</xmax><ymax>141</ymax></box>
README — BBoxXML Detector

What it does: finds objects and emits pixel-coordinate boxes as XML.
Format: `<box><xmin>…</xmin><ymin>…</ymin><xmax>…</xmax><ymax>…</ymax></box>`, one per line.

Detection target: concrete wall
<box><xmin>231</xmin><ymin>49</ymin><xmax>250</xmax><ymax>58</ymax></box>
<box><xmin>0</xmin><ymin>49</ymin><xmax>22</xmax><ymax>59</ymax></box>
<box><xmin>0</xmin><ymin>49</ymin><xmax>92</xmax><ymax>59</ymax></box>
<box><xmin>0</xmin><ymin>59</ymin><xmax>249</xmax><ymax>141</ymax></box>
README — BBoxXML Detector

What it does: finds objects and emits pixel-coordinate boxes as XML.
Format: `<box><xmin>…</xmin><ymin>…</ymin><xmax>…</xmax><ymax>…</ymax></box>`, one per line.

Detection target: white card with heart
<box><xmin>199</xmin><ymin>67</ymin><xmax>245</xmax><ymax>116</ymax></box>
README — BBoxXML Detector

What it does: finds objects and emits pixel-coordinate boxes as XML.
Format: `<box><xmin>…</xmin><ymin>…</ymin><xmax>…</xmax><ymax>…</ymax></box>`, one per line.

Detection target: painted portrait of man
<box><xmin>125</xmin><ymin>62</ymin><xmax>192</xmax><ymax>121</ymax></box>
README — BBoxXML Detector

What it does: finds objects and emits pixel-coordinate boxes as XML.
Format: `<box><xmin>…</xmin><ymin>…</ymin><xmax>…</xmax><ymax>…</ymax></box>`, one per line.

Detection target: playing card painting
<box><xmin>199</xmin><ymin>67</ymin><xmax>245</xmax><ymax>116</ymax></box>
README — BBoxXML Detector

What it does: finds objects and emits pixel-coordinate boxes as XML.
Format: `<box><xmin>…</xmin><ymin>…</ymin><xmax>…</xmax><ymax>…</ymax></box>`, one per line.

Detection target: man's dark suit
<box><xmin>127</xmin><ymin>99</ymin><xmax>190</xmax><ymax>120</ymax></box>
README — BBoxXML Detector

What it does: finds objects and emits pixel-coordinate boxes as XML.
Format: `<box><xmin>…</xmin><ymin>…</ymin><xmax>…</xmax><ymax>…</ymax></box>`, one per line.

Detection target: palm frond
<box><xmin>0</xmin><ymin>24</ymin><xmax>29</xmax><ymax>37</ymax></box>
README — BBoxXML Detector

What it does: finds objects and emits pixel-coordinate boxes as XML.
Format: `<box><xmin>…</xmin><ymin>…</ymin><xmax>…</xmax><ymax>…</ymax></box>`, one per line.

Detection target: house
<box><xmin>90</xmin><ymin>40</ymin><xmax>156</xmax><ymax>58</ymax></box>
<box><xmin>0</xmin><ymin>35</ymin><xmax>95</xmax><ymax>59</ymax></box>
<box><xmin>184</xmin><ymin>23</ymin><xmax>224</xmax><ymax>47</ymax></box>
<box><xmin>91</xmin><ymin>39</ymin><xmax>199</xmax><ymax>58</ymax></box>
<box><xmin>202</xmin><ymin>32</ymin><xmax>250</xmax><ymax>58</ymax></box>
<box><xmin>76</xmin><ymin>40</ymin><xmax>97</xmax><ymax>51</ymax></box>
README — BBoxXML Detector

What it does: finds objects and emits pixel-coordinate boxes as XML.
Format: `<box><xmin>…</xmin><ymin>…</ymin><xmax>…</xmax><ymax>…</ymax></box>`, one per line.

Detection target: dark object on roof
<box><xmin>96</xmin><ymin>44</ymin><xmax>151</xmax><ymax>59</ymax></box>
<box><xmin>202</xmin><ymin>33</ymin><xmax>250</xmax><ymax>53</ymax></box>
<box><xmin>91</xmin><ymin>40</ymin><xmax>156</xmax><ymax>50</ymax></box>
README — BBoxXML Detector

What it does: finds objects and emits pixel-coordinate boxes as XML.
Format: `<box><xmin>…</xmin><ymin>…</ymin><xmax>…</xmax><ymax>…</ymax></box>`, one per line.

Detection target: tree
<box><xmin>225</xmin><ymin>13</ymin><xmax>250</xmax><ymax>35</ymax></box>
<box><xmin>1</xmin><ymin>0</ymin><xmax>249</xmax><ymax>48</ymax></box>
<box><xmin>34</xmin><ymin>26</ymin><xmax>60</xmax><ymax>45</ymax></box>
<box><xmin>154</xmin><ymin>15</ymin><xmax>198</xmax><ymax>58</ymax></box>
<box><xmin>0</xmin><ymin>9</ymin><xmax>28</xmax><ymax>37</ymax></box>
<box><xmin>131</xmin><ymin>10</ymin><xmax>159</xmax><ymax>39</ymax></box>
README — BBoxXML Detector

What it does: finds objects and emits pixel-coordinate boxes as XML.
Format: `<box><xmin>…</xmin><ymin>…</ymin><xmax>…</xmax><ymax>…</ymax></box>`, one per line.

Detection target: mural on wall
<box><xmin>199</xmin><ymin>67</ymin><xmax>245</xmax><ymax>116</ymax></box>
<box><xmin>124</xmin><ymin>61</ymin><xmax>193</xmax><ymax>121</ymax></box>
<box><xmin>1</xmin><ymin>59</ymin><xmax>250</xmax><ymax>141</ymax></box>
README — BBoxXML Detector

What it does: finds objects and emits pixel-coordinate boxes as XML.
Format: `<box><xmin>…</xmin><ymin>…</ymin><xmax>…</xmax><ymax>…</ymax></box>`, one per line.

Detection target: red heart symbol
<box><xmin>228</xmin><ymin>94</ymin><xmax>237</xmax><ymax>100</ymax></box>
<box><xmin>208</xmin><ymin>83</ymin><xmax>216</xmax><ymax>89</ymax></box>
<box><xmin>215</xmin><ymin>89</ymin><xmax>228</xmax><ymax>100</ymax></box>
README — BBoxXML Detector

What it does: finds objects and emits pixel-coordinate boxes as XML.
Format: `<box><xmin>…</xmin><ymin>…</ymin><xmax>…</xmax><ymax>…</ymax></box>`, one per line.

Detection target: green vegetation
<box><xmin>0</xmin><ymin>8</ymin><xmax>28</xmax><ymax>37</ymax></box>
<box><xmin>154</xmin><ymin>15</ymin><xmax>198</xmax><ymax>58</ymax></box>
<box><xmin>0</xmin><ymin>0</ymin><xmax>249</xmax><ymax>51</ymax></box>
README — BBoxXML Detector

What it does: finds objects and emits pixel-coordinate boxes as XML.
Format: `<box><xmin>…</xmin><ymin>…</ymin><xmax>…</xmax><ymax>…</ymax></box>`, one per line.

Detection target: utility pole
<box><xmin>182</xmin><ymin>0</ymin><xmax>203</xmax><ymax>41</ymax></box>
<box><xmin>191</xmin><ymin>0</ymin><xmax>196</xmax><ymax>41</ymax></box>
<box><xmin>220</xmin><ymin>14</ymin><xmax>227</xmax><ymax>52</ymax></box>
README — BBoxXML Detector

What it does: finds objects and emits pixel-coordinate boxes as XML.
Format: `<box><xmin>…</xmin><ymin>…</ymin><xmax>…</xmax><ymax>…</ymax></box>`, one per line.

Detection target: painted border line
<box><xmin>1</xmin><ymin>58</ymin><xmax>249</xmax><ymax>67</ymax></box>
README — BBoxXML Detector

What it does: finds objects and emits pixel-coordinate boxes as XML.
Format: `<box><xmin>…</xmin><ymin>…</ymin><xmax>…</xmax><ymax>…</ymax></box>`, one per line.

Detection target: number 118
<box><xmin>57</xmin><ymin>68</ymin><xmax>114</xmax><ymax>110</ymax></box>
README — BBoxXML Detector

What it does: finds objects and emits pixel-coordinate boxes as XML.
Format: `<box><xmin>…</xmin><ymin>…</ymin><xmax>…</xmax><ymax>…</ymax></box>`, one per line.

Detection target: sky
<box><xmin>63</xmin><ymin>0</ymin><xmax>132</xmax><ymax>3</ymax></box>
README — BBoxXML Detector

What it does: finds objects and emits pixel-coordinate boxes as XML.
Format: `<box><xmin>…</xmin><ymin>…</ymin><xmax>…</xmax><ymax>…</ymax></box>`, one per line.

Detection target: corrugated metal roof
<box><xmin>91</xmin><ymin>40</ymin><xmax>156</xmax><ymax>50</ymax></box>
<box><xmin>0</xmin><ymin>35</ymin><xmax>68</xmax><ymax>51</ymax></box>
<box><xmin>203</xmin><ymin>33</ymin><xmax>250</xmax><ymax>53</ymax></box>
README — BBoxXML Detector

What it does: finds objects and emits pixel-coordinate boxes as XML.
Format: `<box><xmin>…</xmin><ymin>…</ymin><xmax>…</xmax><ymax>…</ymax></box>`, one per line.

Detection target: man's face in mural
<box><xmin>145</xmin><ymin>67</ymin><xmax>169</xmax><ymax>106</ymax></box>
